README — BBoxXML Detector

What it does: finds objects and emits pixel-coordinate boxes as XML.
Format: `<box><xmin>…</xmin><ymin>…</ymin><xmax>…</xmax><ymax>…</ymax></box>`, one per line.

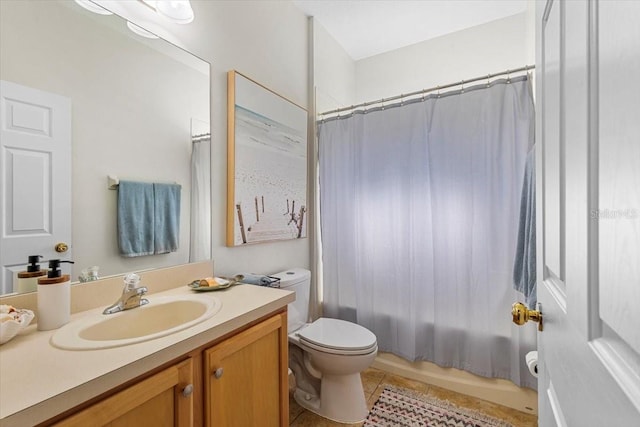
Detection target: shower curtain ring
<box><xmin>421</xmin><ymin>90</ymin><xmax>425</xmax><ymax>101</ymax></box>
<box><xmin>461</xmin><ymin>80</ymin><xmax>465</xmax><ymax>93</ymax></box>
<box><xmin>437</xmin><ymin>86</ymin><xmax>441</xmax><ymax>98</ymax></box>
<box><xmin>381</xmin><ymin>98</ymin><xmax>385</xmax><ymax>110</ymax></box>
<box><xmin>507</xmin><ymin>69</ymin><xmax>511</xmax><ymax>83</ymax></box>
<box><xmin>400</xmin><ymin>94</ymin><xmax>404</xmax><ymax>106</ymax></box>
<box><xmin>487</xmin><ymin>74</ymin><xmax>491</xmax><ymax>87</ymax></box>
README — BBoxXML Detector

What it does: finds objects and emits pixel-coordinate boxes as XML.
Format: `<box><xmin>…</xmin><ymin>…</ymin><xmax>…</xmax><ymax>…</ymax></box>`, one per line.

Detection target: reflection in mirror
<box><xmin>190</xmin><ymin>118</ymin><xmax>212</xmax><ymax>262</ymax></box>
<box><xmin>0</xmin><ymin>0</ymin><xmax>211</xmax><ymax>295</ymax></box>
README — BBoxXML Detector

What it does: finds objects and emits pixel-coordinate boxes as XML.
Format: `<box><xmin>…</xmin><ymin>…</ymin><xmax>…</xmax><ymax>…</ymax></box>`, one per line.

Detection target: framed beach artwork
<box><xmin>226</xmin><ymin>71</ymin><xmax>308</xmax><ymax>246</ymax></box>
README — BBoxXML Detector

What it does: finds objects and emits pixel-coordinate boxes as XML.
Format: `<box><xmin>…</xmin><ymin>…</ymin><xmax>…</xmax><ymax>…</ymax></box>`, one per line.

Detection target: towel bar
<box><xmin>107</xmin><ymin>175</ymin><xmax>180</xmax><ymax>190</ymax></box>
<box><xmin>108</xmin><ymin>175</ymin><xmax>119</xmax><ymax>190</ymax></box>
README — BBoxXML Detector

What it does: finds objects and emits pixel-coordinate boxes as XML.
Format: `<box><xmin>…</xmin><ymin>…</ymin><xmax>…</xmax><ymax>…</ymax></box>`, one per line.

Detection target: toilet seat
<box><xmin>296</xmin><ymin>318</ymin><xmax>377</xmax><ymax>356</ymax></box>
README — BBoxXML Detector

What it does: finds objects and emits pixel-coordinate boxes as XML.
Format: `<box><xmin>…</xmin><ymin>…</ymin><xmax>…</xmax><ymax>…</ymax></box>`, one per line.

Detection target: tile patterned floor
<box><xmin>289</xmin><ymin>368</ymin><xmax>538</xmax><ymax>426</ymax></box>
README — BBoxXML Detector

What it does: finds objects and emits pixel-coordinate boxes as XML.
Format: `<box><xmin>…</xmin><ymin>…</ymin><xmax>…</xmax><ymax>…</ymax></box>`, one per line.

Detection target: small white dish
<box><xmin>0</xmin><ymin>306</ymin><xmax>35</xmax><ymax>345</ymax></box>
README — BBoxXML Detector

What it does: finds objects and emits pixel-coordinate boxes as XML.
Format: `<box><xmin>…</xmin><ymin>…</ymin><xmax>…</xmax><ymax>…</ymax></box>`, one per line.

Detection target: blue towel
<box><xmin>513</xmin><ymin>149</ymin><xmax>536</xmax><ymax>308</ymax></box>
<box><xmin>117</xmin><ymin>181</ymin><xmax>155</xmax><ymax>257</ymax></box>
<box><xmin>153</xmin><ymin>183</ymin><xmax>181</xmax><ymax>254</ymax></box>
<box><xmin>240</xmin><ymin>274</ymin><xmax>277</xmax><ymax>287</ymax></box>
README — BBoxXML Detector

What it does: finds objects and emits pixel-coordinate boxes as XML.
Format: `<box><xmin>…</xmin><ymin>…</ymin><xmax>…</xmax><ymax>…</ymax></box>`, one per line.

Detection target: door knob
<box><xmin>55</xmin><ymin>242</ymin><xmax>69</xmax><ymax>253</ymax></box>
<box><xmin>512</xmin><ymin>302</ymin><xmax>543</xmax><ymax>331</ymax></box>
<box><xmin>213</xmin><ymin>368</ymin><xmax>224</xmax><ymax>379</ymax></box>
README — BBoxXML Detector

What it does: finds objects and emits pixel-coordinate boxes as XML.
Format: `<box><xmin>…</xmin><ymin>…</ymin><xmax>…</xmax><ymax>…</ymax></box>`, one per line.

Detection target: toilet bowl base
<box><xmin>293</xmin><ymin>372</ymin><xmax>368</xmax><ymax>424</ymax></box>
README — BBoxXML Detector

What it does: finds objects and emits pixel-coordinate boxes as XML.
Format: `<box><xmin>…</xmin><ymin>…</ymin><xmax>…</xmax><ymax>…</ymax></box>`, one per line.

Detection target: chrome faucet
<box><xmin>103</xmin><ymin>273</ymin><xmax>149</xmax><ymax>315</ymax></box>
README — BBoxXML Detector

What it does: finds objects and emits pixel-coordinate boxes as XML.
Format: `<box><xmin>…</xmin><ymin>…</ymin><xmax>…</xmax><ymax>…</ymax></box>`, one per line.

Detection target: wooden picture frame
<box><xmin>226</xmin><ymin>71</ymin><xmax>308</xmax><ymax>246</ymax></box>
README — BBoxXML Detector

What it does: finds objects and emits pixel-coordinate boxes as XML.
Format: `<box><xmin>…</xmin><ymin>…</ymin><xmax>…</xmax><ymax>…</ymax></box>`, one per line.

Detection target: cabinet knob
<box><xmin>182</xmin><ymin>384</ymin><xmax>193</xmax><ymax>397</ymax></box>
<box><xmin>213</xmin><ymin>368</ymin><xmax>224</xmax><ymax>379</ymax></box>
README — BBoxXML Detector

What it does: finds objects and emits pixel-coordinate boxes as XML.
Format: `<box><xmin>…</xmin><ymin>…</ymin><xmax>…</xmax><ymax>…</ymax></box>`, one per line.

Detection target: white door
<box><xmin>0</xmin><ymin>80</ymin><xmax>72</xmax><ymax>294</ymax></box>
<box><xmin>535</xmin><ymin>0</ymin><xmax>640</xmax><ymax>425</ymax></box>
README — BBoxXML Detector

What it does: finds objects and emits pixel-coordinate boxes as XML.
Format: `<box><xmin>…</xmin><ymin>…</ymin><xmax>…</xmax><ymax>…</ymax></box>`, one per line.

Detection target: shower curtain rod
<box><xmin>319</xmin><ymin>64</ymin><xmax>535</xmax><ymax>117</ymax></box>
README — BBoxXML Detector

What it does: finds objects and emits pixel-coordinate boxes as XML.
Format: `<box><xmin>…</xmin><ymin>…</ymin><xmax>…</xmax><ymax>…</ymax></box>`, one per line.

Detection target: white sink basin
<box><xmin>51</xmin><ymin>295</ymin><xmax>222</xmax><ymax>350</ymax></box>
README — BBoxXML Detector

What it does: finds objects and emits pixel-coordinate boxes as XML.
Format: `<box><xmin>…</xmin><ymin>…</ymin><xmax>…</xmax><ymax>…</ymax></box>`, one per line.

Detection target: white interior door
<box><xmin>0</xmin><ymin>80</ymin><xmax>72</xmax><ymax>294</ymax></box>
<box><xmin>535</xmin><ymin>1</ymin><xmax>640</xmax><ymax>425</ymax></box>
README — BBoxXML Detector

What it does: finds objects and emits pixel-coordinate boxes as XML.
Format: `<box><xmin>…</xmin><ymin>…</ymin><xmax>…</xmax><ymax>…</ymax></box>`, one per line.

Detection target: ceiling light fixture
<box><xmin>73</xmin><ymin>0</ymin><xmax>113</xmax><ymax>15</ymax></box>
<box><xmin>126</xmin><ymin>21</ymin><xmax>159</xmax><ymax>39</ymax></box>
<box><xmin>155</xmin><ymin>0</ymin><xmax>195</xmax><ymax>25</ymax></box>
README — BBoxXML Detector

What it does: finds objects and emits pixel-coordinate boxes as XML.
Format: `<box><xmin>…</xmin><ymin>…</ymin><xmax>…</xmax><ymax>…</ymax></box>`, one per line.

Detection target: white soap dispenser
<box><xmin>37</xmin><ymin>259</ymin><xmax>74</xmax><ymax>331</ymax></box>
<box><xmin>16</xmin><ymin>255</ymin><xmax>47</xmax><ymax>293</ymax></box>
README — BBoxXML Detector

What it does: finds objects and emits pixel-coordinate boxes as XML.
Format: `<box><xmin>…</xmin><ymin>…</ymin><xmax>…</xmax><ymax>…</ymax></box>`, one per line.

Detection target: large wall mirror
<box><xmin>0</xmin><ymin>0</ymin><xmax>211</xmax><ymax>295</ymax></box>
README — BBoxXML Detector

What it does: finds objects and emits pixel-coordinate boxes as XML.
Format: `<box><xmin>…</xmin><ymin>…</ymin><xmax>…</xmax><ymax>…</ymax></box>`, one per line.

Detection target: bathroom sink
<box><xmin>51</xmin><ymin>295</ymin><xmax>222</xmax><ymax>350</ymax></box>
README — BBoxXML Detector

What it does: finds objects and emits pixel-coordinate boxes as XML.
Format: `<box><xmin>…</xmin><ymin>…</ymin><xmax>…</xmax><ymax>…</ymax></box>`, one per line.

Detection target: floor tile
<box><xmin>377</xmin><ymin>372</ymin><xmax>429</xmax><ymax>394</ymax></box>
<box><xmin>290</xmin><ymin>371</ymin><xmax>537</xmax><ymax>427</ymax></box>
<box><xmin>290</xmin><ymin>408</ymin><xmax>363</xmax><ymax>427</ymax></box>
<box><xmin>366</xmin><ymin>384</ymin><xmax>385</xmax><ymax>410</ymax></box>
<box><xmin>289</xmin><ymin>393</ymin><xmax>306</xmax><ymax>424</ymax></box>
<box><xmin>360</xmin><ymin>367</ymin><xmax>385</xmax><ymax>395</ymax></box>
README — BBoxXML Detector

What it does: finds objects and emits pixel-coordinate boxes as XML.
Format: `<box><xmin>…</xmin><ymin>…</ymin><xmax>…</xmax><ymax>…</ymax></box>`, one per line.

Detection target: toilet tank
<box><xmin>271</xmin><ymin>268</ymin><xmax>310</xmax><ymax>333</ymax></box>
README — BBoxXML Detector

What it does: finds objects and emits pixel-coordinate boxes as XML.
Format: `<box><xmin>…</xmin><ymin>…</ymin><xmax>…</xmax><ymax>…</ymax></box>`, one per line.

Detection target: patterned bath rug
<box><xmin>364</xmin><ymin>385</ymin><xmax>513</xmax><ymax>427</ymax></box>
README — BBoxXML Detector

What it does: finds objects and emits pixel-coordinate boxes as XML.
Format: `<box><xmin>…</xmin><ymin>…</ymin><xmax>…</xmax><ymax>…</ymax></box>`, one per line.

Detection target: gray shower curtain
<box><xmin>318</xmin><ymin>77</ymin><xmax>537</xmax><ymax>389</ymax></box>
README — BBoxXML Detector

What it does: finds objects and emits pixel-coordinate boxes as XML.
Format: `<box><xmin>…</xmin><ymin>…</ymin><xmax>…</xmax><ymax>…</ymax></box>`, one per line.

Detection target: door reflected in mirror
<box><xmin>0</xmin><ymin>0</ymin><xmax>211</xmax><ymax>295</ymax></box>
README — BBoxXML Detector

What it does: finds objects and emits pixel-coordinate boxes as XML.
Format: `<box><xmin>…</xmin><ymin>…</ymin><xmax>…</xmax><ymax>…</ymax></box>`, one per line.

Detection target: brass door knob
<box><xmin>55</xmin><ymin>242</ymin><xmax>69</xmax><ymax>253</ymax></box>
<box><xmin>512</xmin><ymin>302</ymin><xmax>543</xmax><ymax>331</ymax></box>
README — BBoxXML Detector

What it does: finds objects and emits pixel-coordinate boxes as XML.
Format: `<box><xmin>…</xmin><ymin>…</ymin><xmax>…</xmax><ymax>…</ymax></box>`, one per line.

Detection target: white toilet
<box><xmin>273</xmin><ymin>268</ymin><xmax>378</xmax><ymax>424</ymax></box>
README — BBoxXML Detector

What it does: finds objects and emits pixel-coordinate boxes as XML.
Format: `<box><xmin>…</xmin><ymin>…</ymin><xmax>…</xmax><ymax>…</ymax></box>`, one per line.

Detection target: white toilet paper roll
<box><xmin>288</xmin><ymin>367</ymin><xmax>297</xmax><ymax>392</ymax></box>
<box><xmin>526</xmin><ymin>350</ymin><xmax>538</xmax><ymax>378</ymax></box>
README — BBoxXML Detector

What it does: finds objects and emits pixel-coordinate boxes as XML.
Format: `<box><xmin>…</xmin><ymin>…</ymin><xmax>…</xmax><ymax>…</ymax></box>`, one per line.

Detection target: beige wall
<box><xmin>183</xmin><ymin>1</ymin><xmax>311</xmax><ymax>276</ymax></box>
<box><xmin>313</xmin><ymin>19</ymin><xmax>357</xmax><ymax>114</ymax></box>
<box><xmin>355</xmin><ymin>13</ymin><xmax>533</xmax><ymax>103</ymax></box>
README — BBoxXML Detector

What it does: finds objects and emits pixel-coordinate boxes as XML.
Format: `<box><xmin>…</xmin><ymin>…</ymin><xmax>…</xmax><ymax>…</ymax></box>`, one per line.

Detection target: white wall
<box><xmin>105</xmin><ymin>0</ymin><xmax>311</xmax><ymax>277</ymax></box>
<box><xmin>313</xmin><ymin>20</ymin><xmax>356</xmax><ymax>114</ymax></box>
<box><xmin>355</xmin><ymin>13</ymin><xmax>532</xmax><ymax>103</ymax></box>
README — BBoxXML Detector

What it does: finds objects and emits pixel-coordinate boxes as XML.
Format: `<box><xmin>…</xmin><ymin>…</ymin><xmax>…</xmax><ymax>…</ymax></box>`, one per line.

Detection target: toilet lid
<box><xmin>297</xmin><ymin>318</ymin><xmax>377</xmax><ymax>353</ymax></box>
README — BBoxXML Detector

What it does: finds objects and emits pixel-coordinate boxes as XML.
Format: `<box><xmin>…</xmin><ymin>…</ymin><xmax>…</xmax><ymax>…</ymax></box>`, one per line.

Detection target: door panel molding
<box><xmin>596</xmin><ymin>0</ymin><xmax>640</xmax><ymax>354</ymax></box>
<box><xmin>546</xmin><ymin>381</ymin><xmax>567</xmax><ymax>427</ymax></box>
<box><xmin>591</xmin><ymin>332</ymin><xmax>640</xmax><ymax>413</ymax></box>
<box><xmin>541</xmin><ymin>278</ymin><xmax>566</xmax><ymax>313</ymax></box>
<box><xmin>542</xmin><ymin>0</ymin><xmax>564</xmax><ymax>282</ymax></box>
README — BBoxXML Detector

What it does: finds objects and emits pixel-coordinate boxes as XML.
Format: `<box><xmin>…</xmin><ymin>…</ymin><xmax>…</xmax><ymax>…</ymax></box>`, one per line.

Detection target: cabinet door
<box><xmin>205</xmin><ymin>312</ymin><xmax>288</xmax><ymax>427</ymax></box>
<box><xmin>54</xmin><ymin>358</ymin><xmax>193</xmax><ymax>427</ymax></box>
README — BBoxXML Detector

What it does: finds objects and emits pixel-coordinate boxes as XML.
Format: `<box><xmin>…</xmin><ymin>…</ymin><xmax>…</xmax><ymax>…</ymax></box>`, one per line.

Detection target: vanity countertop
<box><xmin>0</xmin><ymin>283</ymin><xmax>294</xmax><ymax>427</ymax></box>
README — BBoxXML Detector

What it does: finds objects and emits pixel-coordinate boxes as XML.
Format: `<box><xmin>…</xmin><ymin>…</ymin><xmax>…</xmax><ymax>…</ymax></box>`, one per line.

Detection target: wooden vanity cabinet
<box><xmin>204</xmin><ymin>311</ymin><xmax>289</xmax><ymax>427</ymax></box>
<box><xmin>49</xmin><ymin>310</ymin><xmax>288</xmax><ymax>427</ymax></box>
<box><xmin>53</xmin><ymin>358</ymin><xmax>194</xmax><ymax>427</ymax></box>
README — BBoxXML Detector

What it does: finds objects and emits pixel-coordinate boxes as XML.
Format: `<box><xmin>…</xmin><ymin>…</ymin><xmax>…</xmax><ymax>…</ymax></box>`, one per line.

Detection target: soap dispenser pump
<box><xmin>37</xmin><ymin>259</ymin><xmax>74</xmax><ymax>331</ymax></box>
<box><xmin>16</xmin><ymin>255</ymin><xmax>47</xmax><ymax>293</ymax></box>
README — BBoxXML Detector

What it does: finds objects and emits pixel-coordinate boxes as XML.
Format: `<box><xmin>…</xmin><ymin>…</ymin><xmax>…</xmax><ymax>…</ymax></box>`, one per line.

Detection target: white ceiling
<box><xmin>293</xmin><ymin>0</ymin><xmax>528</xmax><ymax>60</ymax></box>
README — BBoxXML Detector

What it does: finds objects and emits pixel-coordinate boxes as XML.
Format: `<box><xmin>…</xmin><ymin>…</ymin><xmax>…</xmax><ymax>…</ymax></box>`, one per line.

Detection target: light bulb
<box><xmin>73</xmin><ymin>0</ymin><xmax>113</xmax><ymax>15</ymax></box>
<box><xmin>126</xmin><ymin>21</ymin><xmax>159</xmax><ymax>39</ymax></box>
<box><xmin>155</xmin><ymin>0</ymin><xmax>194</xmax><ymax>24</ymax></box>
